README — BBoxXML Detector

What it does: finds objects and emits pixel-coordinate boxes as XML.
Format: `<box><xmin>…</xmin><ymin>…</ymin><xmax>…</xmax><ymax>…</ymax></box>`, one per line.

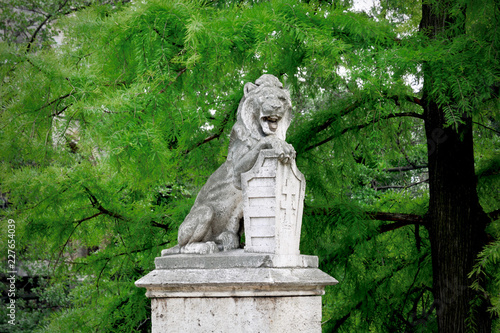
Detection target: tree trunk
<box><xmin>421</xmin><ymin>3</ymin><xmax>492</xmax><ymax>332</ymax></box>
<box><xmin>423</xmin><ymin>101</ymin><xmax>491</xmax><ymax>332</ymax></box>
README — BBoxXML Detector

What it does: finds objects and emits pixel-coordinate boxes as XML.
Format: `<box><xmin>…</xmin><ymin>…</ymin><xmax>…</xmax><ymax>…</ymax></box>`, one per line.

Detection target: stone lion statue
<box><xmin>162</xmin><ymin>74</ymin><xmax>296</xmax><ymax>255</ymax></box>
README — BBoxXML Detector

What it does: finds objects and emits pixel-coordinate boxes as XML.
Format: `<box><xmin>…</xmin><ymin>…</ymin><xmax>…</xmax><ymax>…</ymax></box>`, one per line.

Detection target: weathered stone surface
<box><xmin>135</xmin><ymin>267</ymin><xmax>336</xmax><ymax>298</ymax></box>
<box><xmin>161</xmin><ymin>74</ymin><xmax>296</xmax><ymax>255</ymax></box>
<box><xmin>136</xmin><ymin>250</ymin><xmax>338</xmax><ymax>332</ymax></box>
<box><xmin>151</xmin><ymin>296</ymin><xmax>322</xmax><ymax>333</ymax></box>
<box><xmin>241</xmin><ymin>150</ymin><xmax>305</xmax><ymax>255</ymax></box>
<box><xmin>136</xmin><ymin>250</ymin><xmax>338</xmax><ymax>298</ymax></box>
<box><xmin>154</xmin><ymin>249</ymin><xmax>318</xmax><ymax>269</ymax></box>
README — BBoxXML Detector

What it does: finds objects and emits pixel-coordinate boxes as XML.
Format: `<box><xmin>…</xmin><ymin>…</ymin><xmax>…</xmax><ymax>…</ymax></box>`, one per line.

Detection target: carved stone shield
<box><xmin>241</xmin><ymin>149</ymin><xmax>305</xmax><ymax>255</ymax></box>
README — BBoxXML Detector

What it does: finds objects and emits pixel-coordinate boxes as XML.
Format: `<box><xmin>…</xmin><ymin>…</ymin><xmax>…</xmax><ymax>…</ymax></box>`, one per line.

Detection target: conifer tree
<box><xmin>0</xmin><ymin>0</ymin><xmax>498</xmax><ymax>332</ymax></box>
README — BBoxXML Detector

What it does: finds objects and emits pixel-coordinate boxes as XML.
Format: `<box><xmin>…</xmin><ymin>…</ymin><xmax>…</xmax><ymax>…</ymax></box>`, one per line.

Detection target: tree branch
<box><xmin>316</xmin><ymin>101</ymin><xmax>361</xmax><ymax>133</ymax></box>
<box><xmin>305</xmin><ymin>112</ymin><xmax>424</xmax><ymax>152</ymax></box>
<box><xmin>305</xmin><ymin>207</ymin><xmax>425</xmax><ymax>231</ymax></box>
<box><xmin>94</xmin><ymin>242</ymin><xmax>170</xmax><ymax>261</ymax></box>
<box><xmin>378</xmin><ymin>220</ymin><xmax>423</xmax><ymax>233</ymax></box>
<box><xmin>25</xmin><ymin>0</ymin><xmax>71</xmax><ymax>53</ymax></box>
<box><xmin>368</xmin><ymin>212</ymin><xmax>424</xmax><ymax>224</ymax></box>
<box><xmin>195</xmin><ymin>133</ymin><xmax>222</xmax><ymax>146</ymax></box>
<box><xmin>35</xmin><ymin>93</ymin><xmax>71</xmax><ymax>113</ymax></box>
<box><xmin>373</xmin><ymin>178</ymin><xmax>429</xmax><ymax>191</ymax></box>
<box><xmin>474</xmin><ymin>121</ymin><xmax>500</xmax><ymax>135</ymax></box>
<box><xmin>151</xmin><ymin>221</ymin><xmax>170</xmax><ymax>232</ymax></box>
<box><xmin>159</xmin><ymin>68</ymin><xmax>187</xmax><ymax>93</ymax></box>
<box><xmin>26</xmin><ymin>14</ymin><xmax>53</xmax><ymax>53</ymax></box>
<box><xmin>329</xmin><ymin>301</ymin><xmax>362</xmax><ymax>331</ymax></box>
<box><xmin>390</xmin><ymin>94</ymin><xmax>423</xmax><ymax>107</ymax></box>
<box><xmin>47</xmin><ymin>104</ymin><xmax>72</xmax><ymax>118</ymax></box>
<box><xmin>384</xmin><ymin>165</ymin><xmax>428</xmax><ymax>172</ymax></box>
<box><xmin>96</xmin><ymin>257</ymin><xmax>111</xmax><ymax>290</ymax></box>
<box><xmin>367</xmin><ymin>212</ymin><xmax>426</xmax><ymax>233</ymax></box>
<box><xmin>83</xmin><ymin>186</ymin><xmax>127</xmax><ymax>221</ymax></box>
<box><xmin>184</xmin><ymin>108</ymin><xmax>233</xmax><ymax>154</ymax></box>
<box><xmin>53</xmin><ymin>212</ymin><xmax>104</xmax><ymax>272</ymax></box>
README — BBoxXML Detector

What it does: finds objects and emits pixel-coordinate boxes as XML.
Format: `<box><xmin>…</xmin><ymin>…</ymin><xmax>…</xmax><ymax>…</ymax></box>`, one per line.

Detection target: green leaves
<box><xmin>1</xmin><ymin>0</ymin><xmax>499</xmax><ymax>331</ymax></box>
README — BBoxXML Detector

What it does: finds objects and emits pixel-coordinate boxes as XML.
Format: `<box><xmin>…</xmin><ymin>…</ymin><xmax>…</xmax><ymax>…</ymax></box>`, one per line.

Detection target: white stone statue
<box><xmin>162</xmin><ymin>74</ymin><xmax>296</xmax><ymax>255</ymax></box>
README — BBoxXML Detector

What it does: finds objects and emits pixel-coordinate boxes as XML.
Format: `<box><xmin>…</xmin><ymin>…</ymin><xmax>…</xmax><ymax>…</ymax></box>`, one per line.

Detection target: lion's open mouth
<box><xmin>263</xmin><ymin>116</ymin><xmax>279</xmax><ymax>132</ymax></box>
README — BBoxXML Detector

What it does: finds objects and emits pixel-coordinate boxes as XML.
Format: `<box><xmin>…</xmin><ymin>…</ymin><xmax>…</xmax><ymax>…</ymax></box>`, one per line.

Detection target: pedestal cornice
<box><xmin>135</xmin><ymin>250</ymin><xmax>338</xmax><ymax>298</ymax></box>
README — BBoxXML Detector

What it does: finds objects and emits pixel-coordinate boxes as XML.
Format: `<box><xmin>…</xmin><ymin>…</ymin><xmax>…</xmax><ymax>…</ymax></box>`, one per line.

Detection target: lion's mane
<box><xmin>228</xmin><ymin>74</ymin><xmax>292</xmax><ymax>162</ymax></box>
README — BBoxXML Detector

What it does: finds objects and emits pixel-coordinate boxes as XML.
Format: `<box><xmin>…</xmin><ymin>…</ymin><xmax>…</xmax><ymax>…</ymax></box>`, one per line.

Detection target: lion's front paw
<box><xmin>264</xmin><ymin>137</ymin><xmax>296</xmax><ymax>164</ymax></box>
<box><xmin>278</xmin><ymin>141</ymin><xmax>296</xmax><ymax>164</ymax></box>
<box><xmin>161</xmin><ymin>244</ymin><xmax>181</xmax><ymax>256</ymax></box>
<box><xmin>181</xmin><ymin>241</ymin><xmax>220</xmax><ymax>254</ymax></box>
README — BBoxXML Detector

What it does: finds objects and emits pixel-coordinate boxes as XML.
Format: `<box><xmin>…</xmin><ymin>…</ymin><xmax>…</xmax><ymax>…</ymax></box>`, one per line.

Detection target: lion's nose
<box><xmin>265</xmin><ymin>101</ymin><xmax>281</xmax><ymax>110</ymax></box>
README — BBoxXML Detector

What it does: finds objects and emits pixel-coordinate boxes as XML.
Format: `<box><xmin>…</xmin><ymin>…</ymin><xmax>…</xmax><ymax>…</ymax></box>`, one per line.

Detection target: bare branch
<box><xmin>83</xmin><ymin>186</ymin><xmax>127</xmax><ymax>221</ymax></box>
<box><xmin>305</xmin><ymin>207</ymin><xmax>425</xmax><ymax>229</ymax></box>
<box><xmin>474</xmin><ymin>122</ymin><xmax>500</xmax><ymax>135</ymax></box>
<box><xmin>373</xmin><ymin>179</ymin><xmax>429</xmax><ymax>191</ymax></box>
<box><xmin>196</xmin><ymin>133</ymin><xmax>221</xmax><ymax>145</ymax></box>
<box><xmin>316</xmin><ymin>101</ymin><xmax>362</xmax><ymax>133</ymax></box>
<box><xmin>368</xmin><ymin>212</ymin><xmax>424</xmax><ymax>224</ymax></box>
<box><xmin>47</xmin><ymin>104</ymin><xmax>72</xmax><ymax>118</ymax></box>
<box><xmin>368</xmin><ymin>212</ymin><xmax>426</xmax><ymax>233</ymax></box>
<box><xmin>36</xmin><ymin>93</ymin><xmax>72</xmax><ymax>113</ymax></box>
<box><xmin>378</xmin><ymin>220</ymin><xmax>423</xmax><ymax>233</ymax></box>
<box><xmin>305</xmin><ymin>112</ymin><xmax>424</xmax><ymax>152</ymax></box>
<box><xmin>151</xmin><ymin>221</ymin><xmax>170</xmax><ymax>232</ymax></box>
<box><xmin>53</xmin><ymin>212</ymin><xmax>104</xmax><ymax>272</ymax></box>
<box><xmin>96</xmin><ymin>257</ymin><xmax>111</xmax><ymax>290</ymax></box>
<box><xmin>26</xmin><ymin>14</ymin><xmax>53</xmax><ymax>53</ymax></box>
<box><xmin>25</xmin><ymin>0</ymin><xmax>71</xmax><ymax>53</ymax></box>
<box><xmin>390</xmin><ymin>94</ymin><xmax>423</xmax><ymax>107</ymax></box>
<box><xmin>93</xmin><ymin>242</ymin><xmax>170</xmax><ymax>261</ymax></box>
<box><xmin>384</xmin><ymin>165</ymin><xmax>428</xmax><ymax>172</ymax></box>
<box><xmin>184</xmin><ymin>108</ymin><xmax>233</xmax><ymax>154</ymax></box>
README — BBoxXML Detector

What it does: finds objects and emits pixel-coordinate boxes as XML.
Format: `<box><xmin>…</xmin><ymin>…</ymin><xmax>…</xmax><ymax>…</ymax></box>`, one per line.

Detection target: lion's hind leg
<box><xmin>215</xmin><ymin>231</ymin><xmax>240</xmax><ymax>251</ymax></box>
<box><xmin>177</xmin><ymin>205</ymin><xmax>215</xmax><ymax>251</ymax></box>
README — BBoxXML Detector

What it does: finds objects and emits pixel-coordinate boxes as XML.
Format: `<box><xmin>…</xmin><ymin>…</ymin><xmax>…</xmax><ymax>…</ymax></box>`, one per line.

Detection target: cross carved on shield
<box><xmin>281</xmin><ymin>178</ymin><xmax>298</xmax><ymax>230</ymax></box>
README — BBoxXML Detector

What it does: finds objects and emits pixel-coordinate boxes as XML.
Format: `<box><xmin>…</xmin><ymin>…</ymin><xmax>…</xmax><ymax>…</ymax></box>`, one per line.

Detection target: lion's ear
<box><xmin>244</xmin><ymin>82</ymin><xmax>258</xmax><ymax>97</ymax></box>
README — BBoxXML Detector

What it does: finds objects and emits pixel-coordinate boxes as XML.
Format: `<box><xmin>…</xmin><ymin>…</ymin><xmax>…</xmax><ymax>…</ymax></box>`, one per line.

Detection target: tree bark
<box><xmin>421</xmin><ymin>2</ymin><xmax>492</xmax><ymax>332</ymax></box>
<box><xmin>423</xmin><ymin>101</ymin><xmax>491</xmax><ymax>332</ymax></box>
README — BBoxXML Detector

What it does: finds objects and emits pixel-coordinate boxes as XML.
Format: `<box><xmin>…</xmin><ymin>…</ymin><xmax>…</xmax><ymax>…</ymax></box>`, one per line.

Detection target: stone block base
<box><xmin>136</xmin><ymin>251</ymin><xmax>337</xmax><ymax>333</ymax></box>
<box><xmin>152</xmin><ymin>296</ymin><xmax>321</xmax><ymax>333</ymax></box>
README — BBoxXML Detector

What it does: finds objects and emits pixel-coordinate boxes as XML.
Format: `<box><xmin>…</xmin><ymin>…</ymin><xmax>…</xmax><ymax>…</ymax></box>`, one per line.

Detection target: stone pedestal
<box><xmin>135</xmin><ymin>250</ymin><xmax>337</xmax><ymax>333</ymax></box>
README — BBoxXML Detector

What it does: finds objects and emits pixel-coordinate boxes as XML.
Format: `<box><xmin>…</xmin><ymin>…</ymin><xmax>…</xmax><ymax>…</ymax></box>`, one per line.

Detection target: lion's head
<box><xmin>232</xmin><ymin>74</ymin><xmax>292</xmax><ymax>145</ymax></box>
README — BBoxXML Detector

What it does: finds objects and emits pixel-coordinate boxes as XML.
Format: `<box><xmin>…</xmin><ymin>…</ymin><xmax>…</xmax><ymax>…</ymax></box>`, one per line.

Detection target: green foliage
<box><xmin>1</xmin><ymin>0</ymin><xmax>499</xmax><ymax>331</ymax></box>
<box><xmin>0</xmin><ymin>0</ymin><xmax>131</xmax><ymax>52</ymax></box>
